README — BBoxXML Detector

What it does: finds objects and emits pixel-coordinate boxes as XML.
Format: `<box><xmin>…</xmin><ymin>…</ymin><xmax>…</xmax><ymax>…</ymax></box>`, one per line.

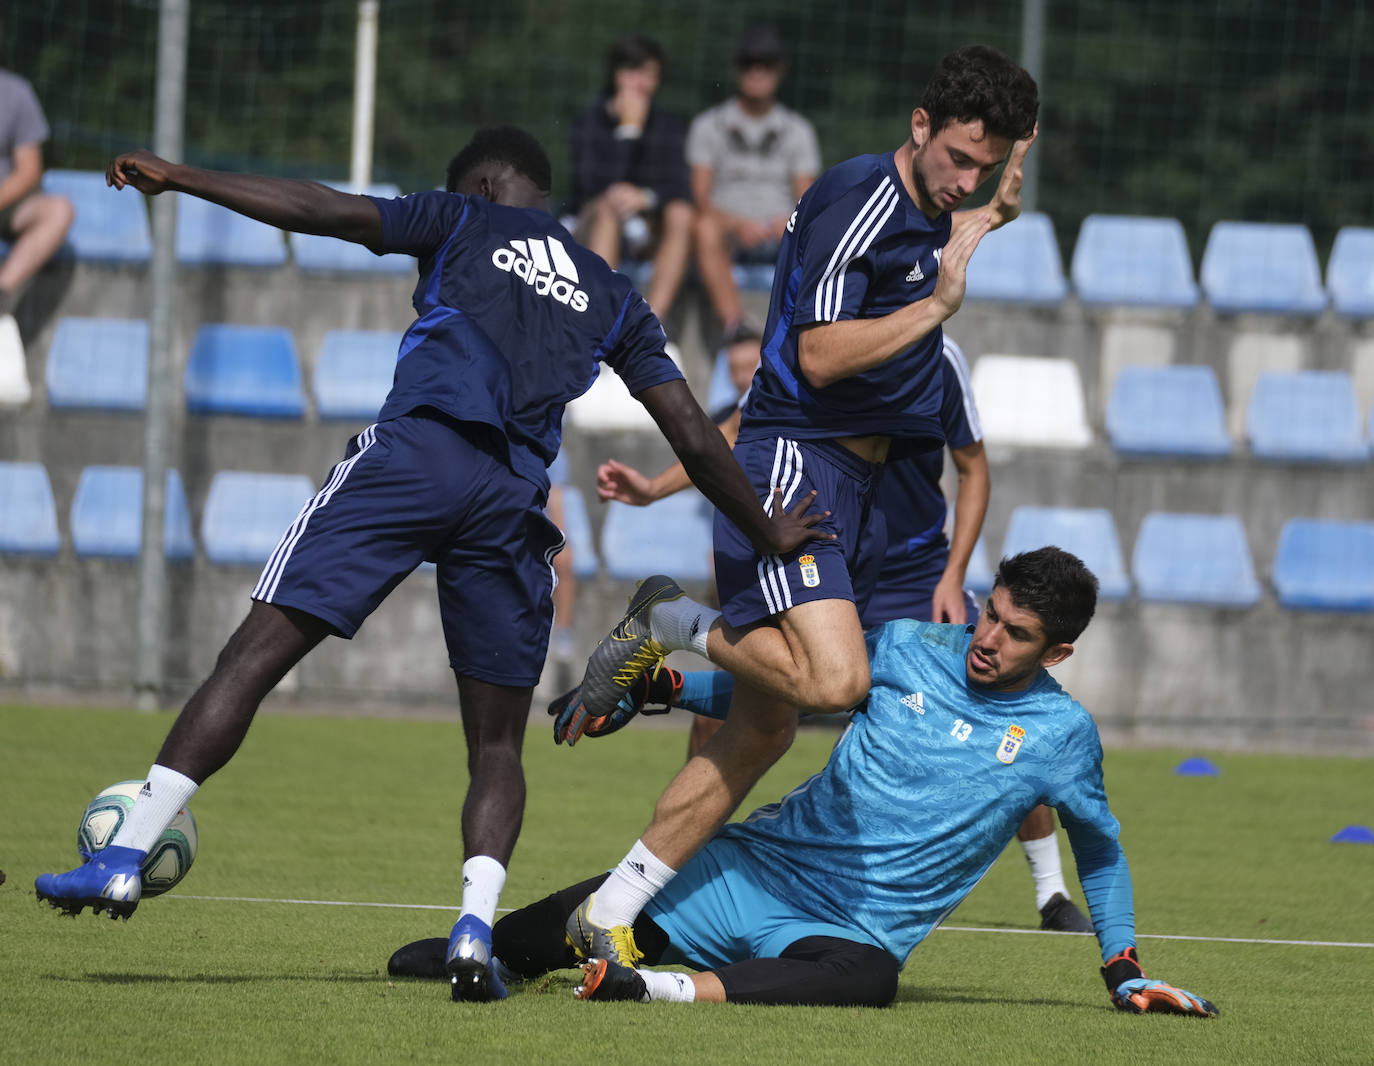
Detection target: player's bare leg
<box><xmin>447</xmin><ymin>675</ymin><xmax>533</xmax><ymax>1002</ymax></box>
<box><xmin>645</xmin><ymin>199</ymin><xmax>693</xmax><ymax>319</ymax></box>
<box><xmin>0</xmin><ymin>193</ymin><xmax>75</xmax><ymax>300</ymax></box>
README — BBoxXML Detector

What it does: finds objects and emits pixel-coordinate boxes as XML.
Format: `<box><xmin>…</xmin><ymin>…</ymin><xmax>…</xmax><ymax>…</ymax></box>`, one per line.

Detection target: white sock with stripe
<box><xmin>587</xmin><ymin>839</ymin><xmax>678</xmax><ymax>928</ymax></box>
<box><xmin>1020</xmin><ymin>832</ymin><xmax>1071</xmax><ymax>910</ymax></box>
<box><xmin>649</xmin><ymin>597</ymin><xmax>719</xmax><ymax>658</ymax></box>
<box><xmin>460</xmin><ymin>855</ymin><xmax>507</xmax><ymax>927</ymax></box>
<box><xmin>110</xmin><ymin>765</ymin><xmax>199</xmax><ymax>854</ymax></box>
<box><xmin>638</xmin><ymin>969</ymin><xmax>696</xmax><ymax>1002</ymax></box>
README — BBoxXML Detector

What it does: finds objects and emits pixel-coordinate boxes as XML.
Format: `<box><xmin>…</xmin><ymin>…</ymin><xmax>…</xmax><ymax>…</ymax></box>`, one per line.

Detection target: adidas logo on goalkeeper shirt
<box><xmin>491</xmin><ymin>236</ymin><xmax>590</xmax><ymax>312</ymax></box>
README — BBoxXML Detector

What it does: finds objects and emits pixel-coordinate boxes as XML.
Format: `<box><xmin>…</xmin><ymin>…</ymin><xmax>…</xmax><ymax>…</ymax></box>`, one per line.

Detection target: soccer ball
<box><xmin>76</xmin><ymin>780</ymin><xmax>198</xmax><ymax>897</ymax></box>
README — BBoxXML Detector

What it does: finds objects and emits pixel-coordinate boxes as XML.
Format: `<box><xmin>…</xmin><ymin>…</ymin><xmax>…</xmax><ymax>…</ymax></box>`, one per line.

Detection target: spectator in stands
<box><xmin>0</xmin><ymin>57</ymin><xmax>74</xmax><ymax>322</ymax></box>
<box><xmin>687</xmin><ymin>26</ymin><xmax>820</xmax><ymax>338</ymax></box>
<box><xmin>568</xmin><ymin>34</ymin><xmax>693</xmax><ymax>322</ymax></box>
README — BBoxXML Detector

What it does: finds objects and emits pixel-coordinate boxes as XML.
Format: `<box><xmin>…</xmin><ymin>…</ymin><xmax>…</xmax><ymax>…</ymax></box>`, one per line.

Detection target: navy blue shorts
<box><xmin>713</xmin><ymin>436</ymin><xmax>884</xmax><ymax>628</ymax></box>
<box><xmin>252</xmin><ymin>411</ymin><xmax>563</xmax><ymax>686</ymax></box>
<box><xmin>859</xmin><ymin>507</ymin><xmax>981</xmax><ymax>626</ymax></box>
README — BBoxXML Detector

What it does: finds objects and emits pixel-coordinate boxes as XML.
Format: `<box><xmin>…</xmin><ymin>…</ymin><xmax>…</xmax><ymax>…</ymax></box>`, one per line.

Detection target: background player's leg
<box><xmin>1018</xmin><ymin>804</ymin><xmax>1093</xmax><ymax>931</ymax></box>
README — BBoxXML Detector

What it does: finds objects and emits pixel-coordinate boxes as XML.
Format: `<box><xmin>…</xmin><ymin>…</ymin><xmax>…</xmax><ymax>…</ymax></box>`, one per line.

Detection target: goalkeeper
<box><xmin>388</xmin><ymin>547</ymin><xmax>1217</xmax><ymax>1015</ymax></box>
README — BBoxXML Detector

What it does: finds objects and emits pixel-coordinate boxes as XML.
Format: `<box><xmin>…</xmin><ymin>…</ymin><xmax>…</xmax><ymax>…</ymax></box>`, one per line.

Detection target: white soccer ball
<box><xmin>76</xmin><ymin>780</ymin><xmax>198</xmax><ymax>897</ymax></box>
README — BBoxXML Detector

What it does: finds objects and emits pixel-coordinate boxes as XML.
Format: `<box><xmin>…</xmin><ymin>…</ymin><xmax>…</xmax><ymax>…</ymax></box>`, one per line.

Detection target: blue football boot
<box><xmin>445</xmin><ymin>914</ymin><xmax>508</xmax><ymax>1002</ymax></box>
<box><xmin>35</xmin><ymin>845</ymin><xmax>146</xmax><ymax>919</ymax></box>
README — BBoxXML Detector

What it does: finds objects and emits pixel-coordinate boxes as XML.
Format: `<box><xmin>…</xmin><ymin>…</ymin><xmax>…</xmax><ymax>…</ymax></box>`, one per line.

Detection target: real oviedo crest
<box><xmin>996</xmin><ymin>725</ymin><xmax>1026</xmax><ymax>765</ymax></box>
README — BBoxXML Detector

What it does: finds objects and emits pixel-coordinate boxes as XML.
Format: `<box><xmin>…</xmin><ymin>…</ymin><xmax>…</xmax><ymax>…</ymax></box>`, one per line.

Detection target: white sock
<box><xmin>110</xmin><ymin>765</ymin><xmax>199</xmax><ymax>854</ymax></box>
<box><xmin>587</xmin><ymin>839</ymin><xmax>678</xmax><ymax>928</ymax></box>
<box><xmin>1020</xmin><ymin>832</ymin><xmax>1071</xmax><ymax>911</ymax></box>
<box><xmin>649</xmin><ymin>596</ymin><xmax>720</xmax><ymax>658</ymax></box>
<box><xmin>639</xmin><ymin>969</ymin><xmax>696</xmax><ymax>1002</ymax></box>
<box><xmin>460</xmin><ymin>855</ymin><xmax>507</xmax><ymax>927</ymax></box>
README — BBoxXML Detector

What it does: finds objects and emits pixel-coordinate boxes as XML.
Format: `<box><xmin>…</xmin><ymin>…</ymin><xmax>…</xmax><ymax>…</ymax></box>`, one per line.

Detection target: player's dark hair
<box><xmin>446</xmin><ymin>126</ymin><xmax>552</xmax><ymax>194</ymax></box>
<box><xmin>992</xmin><ymin>546</ymin><xmax>1098</xmax><ymax>645</ymax></box>
<box><xmin>920</xmin><ymin>44</ymin><xmax>1039</xmax><ymax>142</ymax></box>
<box><xmin>602</xmin><ymin>33</ymin><xmax>665</xmax><ymax>97</ymax></box>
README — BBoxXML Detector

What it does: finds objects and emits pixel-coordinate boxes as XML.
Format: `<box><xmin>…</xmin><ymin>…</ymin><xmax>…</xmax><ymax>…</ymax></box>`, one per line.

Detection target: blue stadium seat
<box><xmin>175</xmin><ymin>196</ymin><xmax>287</xmax><ymax>267</ymax></box>
<box><xmin>0</xmin><ymin>461</ymin><xmax>60</xmax><ymax>555</ymax></box>
<box><xmin>964</xmin><ymin>535</ymin><xmax>994</xmax><ymax>596</ymax></box>
<box><xmin>1244</xmin><ymin>370</ymin><xmax>1368</xmax><ymax>462</ymax></box>
<box><xmin>731</xmin><ymin>262</ymin><xmax>775</xmax><ymax>291</ymax></box>
<box><xmin>1199</xmin><ymin>221</ymin><xmax>1327</xmax><ymax>314</ymax></box>
<box><xmin>290</xmin><ymin>182</ymin><xmax>416</xmax><ymax>273</ymax></box>
<box><xmin>705</xmin><ymin>347</ymin><xmax>740</xmax><ymax>413</ymax></box>
<box><xmin>1326</xmin><ymin>227</ymin><xmax>1374</xmax><ymax>317</ymax></box>
<box><xmin>70</xmin><ymin>466</ymin><xmax>194</xmax><ymax>559</ymax></box>
<box><xmin>1070</xmin><ymin>214</ymin><xmax>1199</xmax><ymax>309</ymax></box>
<box><xmin>42</xmin><ymin>170</ymin><xmax>152</xmax><ymax>263</ymax></box>
<box><xmin>1000</xmin><ymin>506</ymin><xmax>1131</xmax><ymax>600</ymax></box>
<box><xmin>1131</xmin><ymin>512</ymin><xmax>1261</xmax><ymax>607</ymax></box>
<box><xmin>556</xmin><ymin>484</ymin><xmax>600</xmax><ymax>579</ymax></box>
<box><xmin>600</xmin><ymin>493</ymin><xmax>713</xmax><ymax>581</ymax></box>
<box><xmin>1105</xmin><ymin>365</ymin><xmax>1232</xmax><ymax>458</ymax></box>
<box><xmin>1272</xmin><ymin>519</ymin><xmax>1374</xmax><ymax>612</ymax></box>
<box><xmin>313</xmin><ymin>329</ymin><xmax>399</xmax><ymax>420</ymax></box>
<box><xmin>965</xmin><ymin>212</ymin><xmax>1068</xmax><ymax>304</ymax></box>
<box><xmin>44</xmin><ymin>317</ymin><xmax>149</xmax><ymax>411</ymax></box>
<box><xmin>201</xmin><ymin>471</ymin><xmax>316</xmax><ymax>565</ymax></box>
<box><xmin>185</xmin><ymin>324</ymin><xmax>306</xmax><ymax>417</ymax></box>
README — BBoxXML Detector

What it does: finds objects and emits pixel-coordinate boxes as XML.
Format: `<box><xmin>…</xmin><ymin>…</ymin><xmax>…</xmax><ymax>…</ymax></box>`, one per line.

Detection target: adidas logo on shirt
<box><xmin>906</xmin><ymin>260</ymin><xmax>925</xmax><ymax>283</ymax></box>
<box><xmin>491</xmin><ymin>235</ymin><xmax>590</xmax><ymax>312</ymax></box>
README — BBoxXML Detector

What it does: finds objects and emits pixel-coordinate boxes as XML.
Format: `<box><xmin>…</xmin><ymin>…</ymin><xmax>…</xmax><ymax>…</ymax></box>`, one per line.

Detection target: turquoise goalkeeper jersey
<box><xmin>717</xmin><ymin>619</ymin><xmax>1135</xmax><ymax>963</ymax></box>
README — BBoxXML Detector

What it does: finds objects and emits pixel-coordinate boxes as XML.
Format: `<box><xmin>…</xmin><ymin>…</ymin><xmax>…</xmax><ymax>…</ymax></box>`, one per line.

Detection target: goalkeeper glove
<box><xmin>548</xmin><ymin>667</ymin><xmax>682</xmax><ymax>746</ymax></box>
<box><xmin>1100</xmin><ymin>946</ymin><xmax>1218</xmax><ymax>1017</ymax></box>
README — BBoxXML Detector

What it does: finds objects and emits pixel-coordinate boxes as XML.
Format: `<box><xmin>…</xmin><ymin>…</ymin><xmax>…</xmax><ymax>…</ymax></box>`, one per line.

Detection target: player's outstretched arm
<box><xmin>597</xmin><ymin>408</ymin><xmax>741</xmax><ymax>506</ymax></box>
<box><xmin>635</xmin><ymin>378</ymin><xmax>831</xmax><ymax>555</ymax></box>
<box><xmin>106</xmin><ymin>148</ymin><xmax>383</xmax><ymax>250</ymax></box>
<box><xmin>1101</xmin><ymin>947</ymin><xmax>1218</xmax><ymax>1018</ymax></box>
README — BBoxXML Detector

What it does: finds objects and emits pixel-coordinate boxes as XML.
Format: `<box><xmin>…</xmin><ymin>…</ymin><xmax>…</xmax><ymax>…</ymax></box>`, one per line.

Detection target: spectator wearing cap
<box><xmin>567</xmin><ymin>33</ymin><xmax>693</xmax><ymax>321</ymax></box>
<box><xmin>686</xmin><ymin>25</ymin><xmax>820</xmax><ymax>338</ymax></box>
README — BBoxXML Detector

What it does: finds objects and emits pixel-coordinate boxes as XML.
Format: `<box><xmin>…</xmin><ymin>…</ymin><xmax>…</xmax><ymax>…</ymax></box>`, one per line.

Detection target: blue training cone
<box><xmin>1174</xmin><ymin>757</ymin><xmax>1220</xmax><ymax>777</ymax></box>
<box><xmin>1330</xmin><ymin>825</ymin><xmax>1374</xmax><ymax>844</ymax></box>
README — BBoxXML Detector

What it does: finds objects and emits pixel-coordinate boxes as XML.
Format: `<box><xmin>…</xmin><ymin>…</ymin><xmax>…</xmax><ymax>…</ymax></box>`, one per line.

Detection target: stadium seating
<box><xmin>1105</xmin><ymin>364</ymin><xmax>1232</xmax><ymax>457</ymax></box>
<box><xmin>0</xmin><ymin>313</ymin><xmax>30</xmax><ymax>406</ymax></box>
<box><xmin>1131</xmin><ymin>512</ymin><xmax>1261</xmax><ymax>607</ymax></box>
<box><xmin>0</xmin><ymin>461</ymin><xmax>61</xmax><ymax>555</ymax></box>
<box><xmin>184</xmin><ymin>324</ymin><xmax>306</xmax><ymax>417</ymax></box>
<box><xmin>1272</xmin><ymin>519</ymin><xmax>1374</xmax><ymax>611</ymax></box>
<box><xmin>1000</xmin><ymin>506</ymin><xmax>1131</xmax><ymax>599</ymax></box>
<box><xmin>200</xmin><ymin>471</ymin><xmax>316</xmax><ymax>565</ymax></box>
<box><xmin>313</xmin><ymin>329</ymin><xmax>399</xmax><ymax>420</ymax></box>
<box><xmin>1199</xmin><ymin>221</ymin><xmax>1327</xmax><ymax>314</ymax></box>
<box><xmin>964</xmin><ymin>536</ymin><xmax>994</xmax><ymax>596</ymax></box>
<box><xmin>70</xmin><ymin>466</ymin><xmax>195</xmax><ymax>559</ymax></box>
<box><xmin>705</xmin><ymin>347</ymin><xmax>740</xmax><ymax>414</ymax></box>
<box><xmin>732</xmin><ymin>262</ymin><xmax>776</xmax><ymax>292</ymax></box>
<box><xmin>289</xmin><ymin>182</ymin><xmax>416</xmax><ymax>273</ymax></box>
<box><xmin>44</xmin><ymin>317</ymin><xmax>149</xmax><ymax>411</ymax></box>
<box><xmin>42</xmin><ymin>169</ymin><xmax>152</xmax><ymax>262</ymax></box>
<box><xmin>600</xmin><ymin>493</ymin><xmax>713</xmax><ymax>581</ymax></box>
<box><xmin>557</xmin><ymin>484</ymin><xmax>600</xmax><ymax>579</ymax></box>
<box><xmin>964</xmin><ymin>212</ymin><xmax>1069</xmax><ymax>304</ymax></box>
<box><xmin>175</xmin><ymin>196</ymin><xmax>287</xmax><ymax>267</ymax></box>
<box><xmin>564</xmin><ymin>344</ymin><xmax>684</xmax><ymax>431</ymax></box>
<box><xmin>1244</xmin><ymin>370</ymin><xmax>1368</xmax><ymax>462</ymax></box>
<box><xmin>969</xmin><ymin>355</ymin><xmax>1092</xmax><ymax>447</ymax></box>
<box><xmin>1326</xmin><ymin>226</ymin><xmax>1374</xmax><ymax>317</ymax></box>
<box><xmin>1070</xmin><ymin>214</ymin><xmax>1199</xmax><ymax>309</ymax></box>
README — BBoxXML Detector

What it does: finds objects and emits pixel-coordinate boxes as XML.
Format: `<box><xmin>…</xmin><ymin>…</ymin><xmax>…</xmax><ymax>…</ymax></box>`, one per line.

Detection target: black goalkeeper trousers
<box><xmin>493</xmin><ymin>873</ymin><xmax>900</xmax><ymax>1007</ymax></box>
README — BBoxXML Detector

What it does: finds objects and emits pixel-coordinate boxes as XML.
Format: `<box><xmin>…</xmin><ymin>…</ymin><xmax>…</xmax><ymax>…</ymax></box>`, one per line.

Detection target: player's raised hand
<box><xmin>985</xmin><ymin>124</ymin><xmax>1038</xmax><ymax>230</ymax></box>
<box><xmin>931</xmin><ymin>214</ymin><xmax>992</xmax><ymax>319</ymax></box>
<box><xmin>597</xmin><ymin>458</ymin><xmax>656</xmax><ymax>505</ymax></box>
<box><xmin>1100</xmin><ymin>946</ymin><xmax>1217</xmax><ymax>1018</ymax></box>
<box><xmin>106</xmin><ymin>149</ymin><xmax>175</xmax><ymax>195</ymax></box>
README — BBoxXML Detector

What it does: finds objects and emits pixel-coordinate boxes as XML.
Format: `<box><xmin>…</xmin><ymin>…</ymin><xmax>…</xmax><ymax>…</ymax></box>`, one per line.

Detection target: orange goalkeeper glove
<box><xmin>1101</xmin><ymin>947</ymin><xmax>1218</xmax><ymax>1017</ymax></box>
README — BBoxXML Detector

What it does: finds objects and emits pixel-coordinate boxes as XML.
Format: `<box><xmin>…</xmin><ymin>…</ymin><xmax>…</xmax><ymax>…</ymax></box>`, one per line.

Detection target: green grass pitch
<box><xmin>2</xmin><ymin>703</ymin><xmax>1371</xmax><ymax>1065</ymax></box>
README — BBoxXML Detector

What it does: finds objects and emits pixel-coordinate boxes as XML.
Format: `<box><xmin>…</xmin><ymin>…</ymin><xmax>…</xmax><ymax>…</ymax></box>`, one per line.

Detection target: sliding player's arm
<box><xmin>106</xmin><ymin>149</ymin><xmax>383</xmax><ymax>250</ymax></box>
<box><xmin>598</xmin><ymin>408</ymin><xmax>742</xmax><ymax>506</ymax></box>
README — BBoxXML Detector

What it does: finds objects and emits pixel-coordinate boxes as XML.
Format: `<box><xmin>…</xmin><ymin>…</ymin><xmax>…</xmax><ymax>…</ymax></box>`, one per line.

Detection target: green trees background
<box><xmin>5</xmin><ymin>0</ymin><xmax>1370</xmax><ymax>260</ymax></box>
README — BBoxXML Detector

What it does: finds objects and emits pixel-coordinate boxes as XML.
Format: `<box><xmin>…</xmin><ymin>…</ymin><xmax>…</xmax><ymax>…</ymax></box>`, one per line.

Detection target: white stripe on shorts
<box><xmin>757</xmin><ymin>438</ymin><xmax>805</xmax><ymax>614</ymax></box>
<box><xmin>253</xmin><ymin>424</ymin><xmax>379</xmax><ymax>603</ymax></box>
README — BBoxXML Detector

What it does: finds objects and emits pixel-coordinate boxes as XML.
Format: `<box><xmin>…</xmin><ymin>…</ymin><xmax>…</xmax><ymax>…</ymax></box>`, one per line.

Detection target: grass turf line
<box><xmin>2</xmin><ymin>704</ymin><xmax>1371</xmax><ymax>1065</ymax></box>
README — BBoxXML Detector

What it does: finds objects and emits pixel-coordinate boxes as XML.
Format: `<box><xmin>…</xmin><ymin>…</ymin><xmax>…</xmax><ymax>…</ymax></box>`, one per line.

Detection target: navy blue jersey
<box><xmin>367</xmin><ymin>192</ymin><xmax>683</xmax><ymax>492</ymax></box>
<box><xmin>876</xmin><ymin>338</ymin><xmax>981</xmax><ymax>582</ymax></box>
<box><xmin>739</xmin><ymin>152</ymin><xmax>952</xmax><ymax>450</ymax></box>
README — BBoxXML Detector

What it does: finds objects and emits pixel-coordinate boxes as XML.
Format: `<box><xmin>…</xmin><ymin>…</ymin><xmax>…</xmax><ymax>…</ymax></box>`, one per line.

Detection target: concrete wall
<box><xmin>2</xmin><ymin>259</ymin><xmax>1371</xmax><ymax>754</ymax></box>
